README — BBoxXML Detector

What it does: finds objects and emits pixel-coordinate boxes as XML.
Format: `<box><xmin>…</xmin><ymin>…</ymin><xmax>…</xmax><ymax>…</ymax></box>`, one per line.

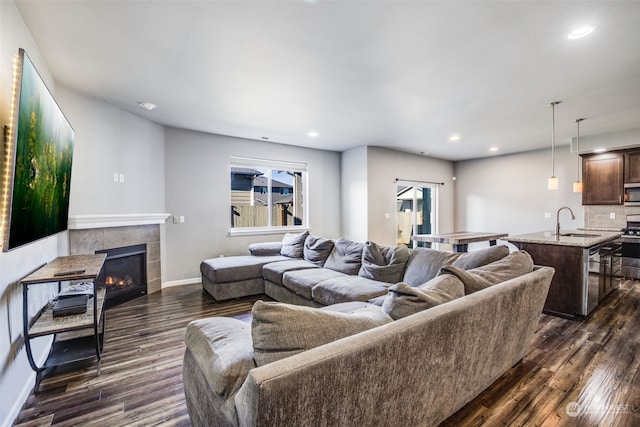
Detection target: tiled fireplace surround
<box><xmin>68</xmin><ymin>216</ymin><xmax>166</xmax><ymax>294</ymax></box>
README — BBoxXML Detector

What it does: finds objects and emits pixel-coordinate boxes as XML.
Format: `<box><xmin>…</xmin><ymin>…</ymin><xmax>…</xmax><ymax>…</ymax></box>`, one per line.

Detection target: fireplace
<box><xmin>96</xmin><ymin>244</ymin><xmax>147</xmax><ymax>309</ymax></box>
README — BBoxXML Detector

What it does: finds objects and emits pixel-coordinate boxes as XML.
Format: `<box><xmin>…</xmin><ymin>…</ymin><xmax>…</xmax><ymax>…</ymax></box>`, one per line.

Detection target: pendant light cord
<box><xmin>576</xmin><ymin>118</ymin><xmax>583</xmax><ymax>179</ymax></box>
<box><xmin>550</xmin><ymin>101</ymin><xmax>560</xmax><ymax>177</ymax></box>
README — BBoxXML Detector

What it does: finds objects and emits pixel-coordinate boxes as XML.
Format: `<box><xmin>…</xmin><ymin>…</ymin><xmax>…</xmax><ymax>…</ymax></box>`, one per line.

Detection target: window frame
<box><xmin>229</xmin><ymin>156</ymin><xmax>309</xmax><ymax>236</ymax></box>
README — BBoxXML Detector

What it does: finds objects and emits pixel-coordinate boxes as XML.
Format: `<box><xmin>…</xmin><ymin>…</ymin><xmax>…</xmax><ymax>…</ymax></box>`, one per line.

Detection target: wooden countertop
<box><xmin>21</xmin><ymin>254</ymin><xmax>107</xmax><ymax>284</ymax></box>
<box><xmin>504</xmin><ymin>230</ymin><xmax>621</xmax><ymax>248</ymax></box>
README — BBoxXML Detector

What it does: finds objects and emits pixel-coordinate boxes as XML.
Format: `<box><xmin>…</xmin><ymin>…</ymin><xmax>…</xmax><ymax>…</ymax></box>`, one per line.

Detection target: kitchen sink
<box><xmin>559</xmin><ymin>233</ymin><xmax>601</xmax><ymax>238</ymax></box>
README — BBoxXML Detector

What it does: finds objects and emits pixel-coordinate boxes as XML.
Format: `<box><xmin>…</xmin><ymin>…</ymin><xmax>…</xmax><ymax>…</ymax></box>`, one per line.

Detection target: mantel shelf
<box><xmin>68</xmin><ymin>213</ymin><xmax>170</xmax><ymax>229</ymax></box>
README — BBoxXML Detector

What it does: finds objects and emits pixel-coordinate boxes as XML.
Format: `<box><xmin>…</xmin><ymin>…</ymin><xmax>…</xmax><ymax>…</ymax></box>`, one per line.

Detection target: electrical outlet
<box><xmin>173</xmin><ymin>215</ymin><xmax>179</xmax><ymax>224</ymax></box>
<box><xmin>544</xmin><ymin>212</ymin><xmax>551</xmax><ymax>219</ymax></box>
<box><xmin>610</xmin><ymin>212</ymin><xmax>616</xmax><ymax>219</ymax></box>
<box><xmin>119</xmin><ymin>174</ymin><xmax>125</xmax><ymax>183</ymax></box>
<box><xmin>113</xmin><ymin>173</ymin><xmax>119</xmax><ymax>183</ymax></box>
<box><xmin>179</xmin><ymin>216</ymin><xmax>185</xmax><ymax>223</ymax></box>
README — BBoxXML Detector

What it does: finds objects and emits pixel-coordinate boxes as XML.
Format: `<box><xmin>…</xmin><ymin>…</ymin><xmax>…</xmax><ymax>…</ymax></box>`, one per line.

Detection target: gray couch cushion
<box><xmin>201</xmin><ymin>255</ymin><xmax>288</xmax><ymax>283</ymax></box>
<box><xmin>262</xmin><ymin>259</ymin><xmax>319</xmax><ymax>286</ymax></box>
<box><xmin>280</xmin><ymin>231</ymin><xmax>309</xmax><ymax>258</ymax></box>
<box><xmin>451</xmin><ymin>244</ymin><xmax>510</xmax><ymax>270</ymax></box>
<box><xmin>321</xmin><ymin>301</ymin><xmax>386</xmax><ymax>314</ymax></box>
<box><xmin>402</xmin><ymin>245</ymin><xmax>510</xmax><ymax>286</ymax></box>
<box><xmin>251</xmin><ymin>300</ymin><xmax>392</xmax><ymax>366</ymax></box>
<box><xmin>441</xmin><ymin>250</ymin><xmax>534</xmax><ymax>294</ymax></box>
<box><xmin>367</xmin><ymin>294</ymin><xmax>387</xmax><ymax>306</ymax></box>
<box><xmin>184</xmin><ymin>317</ymin><xmax>255</xmax><ymax>399</ymax></box>
<box><xmin>248</xmin><ymin>241</ymin><xmax>283</xmax><ymax>256</ymax></box>
<box><xmin>323</xmin><ymin>238</ymin><xmax>365</xmax><ymax>275</ymax></box>
<box><xmin>381</xmin><ymin>274</ymin><xmax>465</xmax><ymax>320</ymax></box>
<box><xmin>303</xmin><ymin>235</ymin><xmax>335</xmax><ymax>267</ymax></box>
<box><xmin>282</xmin><ymin>268</ymin><xmax>347</xmax><ymax>300</ymax></box>
<box><xmin>359</xmin><ymin>242</ymin><xmax>410</xmax><ymax>283</ymax></box>
<box><xmin>402</xmin><ymin>248</ymin><xmax>460</xmax><ymax>286</ymax></box>
<box><xmin>312</xmin><ymin>276</ymin><xmax>391</xmax><ymax>306</ymax></box>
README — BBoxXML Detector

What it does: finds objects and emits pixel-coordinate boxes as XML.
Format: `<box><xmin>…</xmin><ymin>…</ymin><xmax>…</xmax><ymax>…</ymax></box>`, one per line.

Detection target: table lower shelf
<box><xmin>42</xmin><ymin>334</ymin><xmax>104</xmax><ymax>369</ymax></box>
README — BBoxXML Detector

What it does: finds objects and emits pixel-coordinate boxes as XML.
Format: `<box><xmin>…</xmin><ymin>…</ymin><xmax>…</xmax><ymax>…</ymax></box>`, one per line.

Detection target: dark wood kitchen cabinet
<box><xmin>582</xmin><ymin>152</ymin><xmax>623</xmax><ymax>205</ymax></box>
<box><xmin>624</xmin><ymin>150</ymin><xmax>640</xmax><ymax>183</ymax></box>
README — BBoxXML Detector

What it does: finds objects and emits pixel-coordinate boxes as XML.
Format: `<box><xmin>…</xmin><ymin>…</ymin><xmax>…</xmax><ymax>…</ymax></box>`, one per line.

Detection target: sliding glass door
<box><xmin>396</xmin><ymin>182</ymin><xmax>438</xmax><ymax>248</ymax></box>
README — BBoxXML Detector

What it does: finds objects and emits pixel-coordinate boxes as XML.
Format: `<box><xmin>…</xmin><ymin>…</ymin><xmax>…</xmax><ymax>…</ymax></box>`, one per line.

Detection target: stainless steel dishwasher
<box><xmin>583</xmin><ymin>241</ymin><xmax>622</xmax><ymax>315</ymax></box>
<box><xmin>598</xmin><ymin>240</ymin><xmax>622</xmax><ymax>302</ymax></box>
<box><xmin>584</xmin><ymin>245</ymin><xmax>601</xmax><ymax>316</ymax></box>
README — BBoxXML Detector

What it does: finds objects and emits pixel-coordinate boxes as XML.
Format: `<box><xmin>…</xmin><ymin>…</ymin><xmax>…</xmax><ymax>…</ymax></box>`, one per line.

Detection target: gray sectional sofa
<box><xmin>200</xmin><ymin>231</ymin><xmax>510</xmax><ymax>307</ymax></box>
<box><xmin>186</xmin><ymin>232</ymin><xmax>555</xmax><ymax>426</ymax></box>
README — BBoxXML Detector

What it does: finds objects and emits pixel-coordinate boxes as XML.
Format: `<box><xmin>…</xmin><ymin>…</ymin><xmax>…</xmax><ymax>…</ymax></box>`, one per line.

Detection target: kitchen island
<box><xmin>505</xmin><ymin>230</ymin><xmax>621</xmax><ymax>319</ymax></box>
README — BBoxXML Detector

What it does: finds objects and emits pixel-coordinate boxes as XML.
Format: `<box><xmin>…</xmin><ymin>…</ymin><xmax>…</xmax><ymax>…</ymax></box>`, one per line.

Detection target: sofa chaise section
<box><xmin>201</xmin><ymin>255</ymin><xmax>288</xmax><ymax>301</ymax></box>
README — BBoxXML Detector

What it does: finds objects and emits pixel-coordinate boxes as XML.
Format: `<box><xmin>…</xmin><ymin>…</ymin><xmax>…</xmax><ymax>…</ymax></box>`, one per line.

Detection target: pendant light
<box><xmin>548</xmin><ymin>101</ymin><xmax>561</xmax><ymax>190</ymax></box>
<box><xmin>573</xmin><ymin>118</ymin><xmax>585</xmax><ymax>193</ymax></box>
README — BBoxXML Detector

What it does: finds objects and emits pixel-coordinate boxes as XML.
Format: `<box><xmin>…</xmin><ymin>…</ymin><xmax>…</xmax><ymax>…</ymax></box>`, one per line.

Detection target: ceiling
<box><xmin>14</xmin><ymin>0</ymin><xmax>640</xmax><ymax>161</ymax></box>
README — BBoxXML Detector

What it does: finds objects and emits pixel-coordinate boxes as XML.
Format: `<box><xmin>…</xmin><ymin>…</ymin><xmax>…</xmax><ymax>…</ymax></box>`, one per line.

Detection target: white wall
<box><xmin>366</xmin><ymin>147</ymin><xmax>455</xmax><ymax>245</ymax></box>
<box><xmin>454</xmin><ymin>145</ymin><xmax>584</xmax><ymax>250</ymax></box>
<box><xmin>0</xmin><ymin>2</ymin><xmax>67</xmax><ymax>426</ymax></box>
<box><xmin>55</xmin><ymin>87</ymin><xmax>166</xmax><ymax>215</ymax></box>
<box><xmin>341</xmin><ymin>146</ymin><xmax>368</xmax><ymax>242</ymax></box>
<box><xmin>341</xmin><ymin>146</ymin><xmax>455</xmax><ymax>246</ymax></box>
<box><xmin>163</xmin><ymin>127</ymin><xmax>342</xmax><ymax>283</ymax></box>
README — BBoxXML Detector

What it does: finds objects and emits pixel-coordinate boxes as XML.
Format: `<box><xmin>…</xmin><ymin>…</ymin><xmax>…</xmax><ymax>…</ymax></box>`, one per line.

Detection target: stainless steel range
<box><xmin>621</xmin><ymin>214</ymin><xmax>640</xmax><ymax>278</ymax></box>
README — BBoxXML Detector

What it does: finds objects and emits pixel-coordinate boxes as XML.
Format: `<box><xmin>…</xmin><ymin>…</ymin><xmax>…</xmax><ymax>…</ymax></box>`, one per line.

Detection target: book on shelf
<box><xmin>52</xmin><ymin>295</ymin><xmax>89</xmax><ymax>317</ymax></box>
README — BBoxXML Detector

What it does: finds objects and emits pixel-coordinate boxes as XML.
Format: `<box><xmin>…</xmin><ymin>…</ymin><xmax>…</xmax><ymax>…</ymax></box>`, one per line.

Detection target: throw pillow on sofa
<box><xmin>251</xmin><ymin>300</ymin><xmax>392</xmax><ymax>366</ymax></box>
<box><xmin>359</xmin><ymin>241</ymin><xmax>410</xmax><ymax>283</ymax></box>
<box><xmin>280</xmin><ymin>231</ymin><xmax>309</xmax><ymax>258</ymax></box>
<box><xmin>402</xmin><ymin>245</ymin><xmax>510</xmax><ymax>286</ymax></box>
<box><xmin>402</xmin><ymin>248</ymin><xmax>461</xmax><ymax>287</ymax></box>
<box><xmin>303</xmin><ymin>235</ymin><xmax>335</xmax><ymax>266</ymax></box>
<box><xmin>441</xmin><ymin>250</ymin><xmax>534</xmax><ymax>294</ymax></box>
<box><xmin>451</xmin><ymin>244</ymin><xmax>510</xmax><ymax>270</ymax></box>
<box><xmin>381</xmin><ymin>274</ymin><xmax>465</xmax><ymax>320</ymax></box>
<box><xmin>323</xmin><ymin>238</ymin><xmax>365</xmax><ymax>275</ymax></box>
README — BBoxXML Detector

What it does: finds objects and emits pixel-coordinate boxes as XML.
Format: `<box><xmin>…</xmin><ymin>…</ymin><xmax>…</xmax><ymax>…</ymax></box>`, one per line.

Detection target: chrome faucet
<box><xmin>555</xmin><ymin>206</ymin><xmax>576</xmax><ymax>236</ymax></box>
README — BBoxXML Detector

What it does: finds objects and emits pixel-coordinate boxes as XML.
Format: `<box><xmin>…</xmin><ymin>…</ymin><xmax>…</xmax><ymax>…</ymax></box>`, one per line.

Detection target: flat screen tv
<box><xmin>2</xmin><ymin>49</ymin><xmax>74</xmax><ymax>251</ymax></box>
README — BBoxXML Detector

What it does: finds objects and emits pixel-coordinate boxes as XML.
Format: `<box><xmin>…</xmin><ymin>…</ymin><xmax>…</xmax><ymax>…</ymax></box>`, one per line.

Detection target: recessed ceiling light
<box><xmin>138</xmin><ymin>101</ymin><xmax>157</xmax><ymax>110</ymax></box>
<box><xmin>449</xmin><ymin>134</ymin><xmax>460</xmax><ymax>142</ymax></box>
<box><xmin>307</xmin><ymin>131</ymin><xmax>319</xmax><ymax>138</ymax></box>
<box><xmin>489</xmin><ymin>147</ymin><xmax>498</xmax><ymax>152</ymax></box>
<box><xmin>568</xmin><ymin>26</ymin><xmax>595</xmax><ymax>40</ymax></box>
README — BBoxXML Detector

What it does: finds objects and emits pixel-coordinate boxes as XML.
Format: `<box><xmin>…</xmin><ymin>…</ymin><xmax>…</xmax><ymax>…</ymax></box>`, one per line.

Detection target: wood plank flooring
<box><xmin>13</xmin><ymin>279</ymin><xmax>640</xmax><ymax>426</ymax></box>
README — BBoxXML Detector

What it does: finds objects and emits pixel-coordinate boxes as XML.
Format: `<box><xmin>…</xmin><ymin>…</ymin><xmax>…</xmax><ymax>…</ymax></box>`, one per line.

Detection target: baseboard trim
<box><xmin>3</xmin><ymin>341</ymin><xmax>51</xmax><ymax>427</ymax></box>
<box><xmin>161</xmin><ymin>277</ymin><xmax>201</xmax><ymax>289</ymax></box>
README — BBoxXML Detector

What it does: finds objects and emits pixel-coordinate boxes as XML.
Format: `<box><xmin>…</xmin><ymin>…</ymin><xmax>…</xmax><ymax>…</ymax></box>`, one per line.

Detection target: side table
<box><xmin>21</xmin><ymin>253</ymin><xmax>107</xmax><ymax>392</ymax></box>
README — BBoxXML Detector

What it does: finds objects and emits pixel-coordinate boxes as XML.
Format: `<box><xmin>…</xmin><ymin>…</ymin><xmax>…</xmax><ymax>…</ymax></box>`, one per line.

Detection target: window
<box><xmin>230</xmin><ymin>157</ymin><xmax>307</xmax><ymax>233</ymax></box>
<box><xmin>396</xmin><ymin>182</ymin><xmax>438</xmax><ymax>248</ymax></box>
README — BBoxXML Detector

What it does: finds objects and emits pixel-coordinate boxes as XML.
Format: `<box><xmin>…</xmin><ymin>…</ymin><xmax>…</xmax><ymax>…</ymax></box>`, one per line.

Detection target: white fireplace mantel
<box><xmin>68</xmin><ymin>213</ymin><xmax>171</xmax><ymax>230</ymax></box>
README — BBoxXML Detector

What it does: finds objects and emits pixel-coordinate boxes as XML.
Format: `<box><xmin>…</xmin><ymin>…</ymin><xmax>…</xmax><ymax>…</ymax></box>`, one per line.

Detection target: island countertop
<box><xmin>504</xmin><ymin>230</ymin><xmax>622</xmax><ymax>248</ymax></box>
<box><xmin>412</xmin><ymin>231</ymin><xmax>508</xmax><ymax>252</ymax></box>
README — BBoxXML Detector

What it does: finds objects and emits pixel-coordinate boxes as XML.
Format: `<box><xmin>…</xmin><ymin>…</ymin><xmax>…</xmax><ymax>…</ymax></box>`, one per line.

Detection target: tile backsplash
<box><xmin>585</xmin><ymin>205</ymin><xmax>640</xmax><ymax>230</ymax></box>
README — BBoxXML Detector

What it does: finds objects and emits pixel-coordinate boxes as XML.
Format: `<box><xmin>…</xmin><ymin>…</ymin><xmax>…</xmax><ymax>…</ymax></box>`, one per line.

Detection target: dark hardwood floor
<box><xmin>13</xmin><ymin>279</ymin><xmax>640</xmax><ymax>426</ymax></box>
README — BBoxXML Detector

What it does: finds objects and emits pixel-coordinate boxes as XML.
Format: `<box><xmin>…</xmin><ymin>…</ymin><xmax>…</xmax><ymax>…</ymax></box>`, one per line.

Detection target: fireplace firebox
<box><xmin>96</xmin><ymin>244</ymin><xmax>147</xmax><ymax>309</ymax></box>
